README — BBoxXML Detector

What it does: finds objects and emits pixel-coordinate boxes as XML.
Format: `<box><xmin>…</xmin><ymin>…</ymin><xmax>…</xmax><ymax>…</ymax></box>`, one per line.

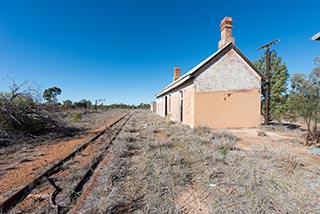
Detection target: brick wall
<box><xmin>195</xmin><ymin>49</ymin><xmax>261</xmax><ymax>92</ymax></box>
<box><xmin>193</xmin><ymin>48</ymin><xmax>261</xmax><ymax>128</ymax></box>
<box><xmin>150</xmin><ymin>101</ymin><xmax>156</xmax><ymax>112</ymax></box>
<box><xmin>156</xmin><ymin>83</ymin><xmax>194</xmax><ymax>126</ymax></box>
<box><xmin>194</xmin><ymin>89</ymin><xmax>261</xmax><ymax>128</ymax></box>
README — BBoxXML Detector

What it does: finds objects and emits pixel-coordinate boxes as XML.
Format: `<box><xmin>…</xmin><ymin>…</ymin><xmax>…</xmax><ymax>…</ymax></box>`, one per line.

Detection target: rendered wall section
<box><xmin>194</xmin><ymin>89</ymin><xmax>261</xmax><ymax>128</ymax></box>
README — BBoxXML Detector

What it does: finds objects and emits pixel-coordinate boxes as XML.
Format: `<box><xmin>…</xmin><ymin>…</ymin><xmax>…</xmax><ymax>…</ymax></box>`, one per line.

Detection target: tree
<box><xmin>254</xmin><ymin>51</ymin><xmax>289</xmax><ymax>121</ymax></box>
<box><xmin>43</xmin><ymin>87</ymin><xmax>62</xmax><ymax>103</ymax></box>
<box><xmin>74</xmin><ymin>99</ymin><xmax>92</xmax><ymax>109</ymax></box>
<box><xmin>63</xmin><ymin>100</ymin><xmax>73</xmax><ymax>110</ymax></box>
<box><xmin>137</xmin><ymin>103</ymin><xmax>151</xmax><ymax>109</ymax></box>
<box><xmin>288</xmin><ymin>58</ymin><xmax>320</xmax><ymax>145</ymax></box>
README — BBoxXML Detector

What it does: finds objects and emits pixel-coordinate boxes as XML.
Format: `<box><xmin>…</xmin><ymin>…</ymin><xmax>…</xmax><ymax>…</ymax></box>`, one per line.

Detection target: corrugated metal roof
<box><xmin>311</xmin><ymin>32</ymin><xmax>320</xmax><ymax>41</ymax></box>
<box><xmin>155</xmin><ymin>42</ymin><xmax>264</xmax><ymax>98</ymax></box>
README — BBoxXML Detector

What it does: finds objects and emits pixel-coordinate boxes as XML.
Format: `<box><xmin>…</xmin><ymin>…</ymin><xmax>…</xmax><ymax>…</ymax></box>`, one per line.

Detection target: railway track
<box><xmin>0</xmin><ymin>112</ymin><xmax>131</xmax><ymax>213</ymax></box>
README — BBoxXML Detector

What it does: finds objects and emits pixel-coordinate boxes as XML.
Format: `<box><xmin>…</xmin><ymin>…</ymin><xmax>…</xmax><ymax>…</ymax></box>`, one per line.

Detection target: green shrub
<box><xmin>219</xmin><ymin>148</ymin><xmax>229</xmax><ymax>157</ymax></box>
<box><xmin>72</xmin><ymin>112</ymin><xmax>82</xmax><ymax>122</ymax></box>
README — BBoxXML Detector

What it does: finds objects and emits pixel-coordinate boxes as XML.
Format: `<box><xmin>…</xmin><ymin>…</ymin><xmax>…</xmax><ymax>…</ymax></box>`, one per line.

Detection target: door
<box><xmin>179</xmin><ymin>91</ymin><xmax>183</xmax><ymax>122</ymax></box>
<box><xmin>165</xmin><ymin>96</ymin><xmax>168</xmax><ymax>116</ymax></box>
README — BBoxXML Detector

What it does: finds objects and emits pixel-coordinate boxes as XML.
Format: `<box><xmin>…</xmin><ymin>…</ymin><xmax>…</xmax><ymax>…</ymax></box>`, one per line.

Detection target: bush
<box><xmin>288</xmin><ymin>64</ymin><xmax>320</xmax><ymax>145</ymax></box>
<box><xmin>193</xmin><ymin>126</ymin><xmax>238</xmax><ymax>150</ymax></box>
<box><xmin>72</xmin><ymin>112</ymin><xmax>82</xmax><ymax>122</ymax></box>
<box><xmin>0</xmin><ymin>81</ymin><xmax>60</xmax><ymax>144</ymax></box>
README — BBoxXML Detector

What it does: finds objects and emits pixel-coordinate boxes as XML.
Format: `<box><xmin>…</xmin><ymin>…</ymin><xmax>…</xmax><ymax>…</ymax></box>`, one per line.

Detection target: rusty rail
<box><xmin>0</xmin><ymin>112</ymin><xmax>129</xmax><ymax>213</ymax></box>
<box><xmin>72</xmin><ymin>113</ymin><xmax>131</xmax><ymax>202</ymax></box>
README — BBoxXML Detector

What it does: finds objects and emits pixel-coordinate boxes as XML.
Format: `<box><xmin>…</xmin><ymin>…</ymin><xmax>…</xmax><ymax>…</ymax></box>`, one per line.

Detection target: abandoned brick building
<box><xmin>155</xmin><ymin>17</ymin><xmax>264</xmax><ymax>128</ymax></box>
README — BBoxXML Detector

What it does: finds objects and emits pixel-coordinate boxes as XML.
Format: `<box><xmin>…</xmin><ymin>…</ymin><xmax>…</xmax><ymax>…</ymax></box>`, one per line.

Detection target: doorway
<box><xmin>165</xmin><ymin>96</ymin><xmax>168</xmax><ymax>116</ymax></box>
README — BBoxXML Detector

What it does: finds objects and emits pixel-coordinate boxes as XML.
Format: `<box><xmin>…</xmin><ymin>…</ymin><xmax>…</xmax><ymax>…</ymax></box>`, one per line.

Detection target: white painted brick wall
<box><xmin>195</xmin><ymin>49</ymin><xmax>261</xmax><ymax>92</ymax></box>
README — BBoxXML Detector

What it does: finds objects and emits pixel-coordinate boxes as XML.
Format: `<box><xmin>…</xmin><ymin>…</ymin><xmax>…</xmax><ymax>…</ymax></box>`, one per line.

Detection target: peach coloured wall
<box><xmin>150</xmin><ymin>101</ymin><xmax>156</xmax><ymax>112</ymax></box>
<box><xmin>194</xmin><ymin>89</ymin><xmax>261</xmax><ymax>128</ymax></box>
<box><xmin>156</xmin><ymin>84</ymin><xmax>194</xmax><ymax>127</ymax></box>
<box><xmin>182</xmin><ymin>85</ymin><xmax>194</xmax><ymax>126</ymax></box>
<box><xmin>156</xmin><ymin>96</ymin><xmax>165</xmax><ymax>117</ymax></box>
<box><xmin>157</xmin><ymin>48</ymin><xmax>261</xmax><ymax>128</ymax></box>
<box><xmin>157</xmin><ymin>94</ymin><xmax>171</xmax><ymax>118</ymax></box>
<box><xmin>169</xmin><ymin>92</ymin><xmax>180</xmax><ymax>120</ymax></box>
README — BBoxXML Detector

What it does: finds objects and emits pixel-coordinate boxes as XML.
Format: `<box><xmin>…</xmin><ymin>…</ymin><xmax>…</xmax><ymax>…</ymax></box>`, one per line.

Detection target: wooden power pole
<box><xmin>257</xmin><ymin>39</ymin><xmax>280</xmax><ymax>125</ymax></box>
<box><xmin>95</xmin><ymin>99</ymin><xmax>106</xmax><ymax>112</ymax></box>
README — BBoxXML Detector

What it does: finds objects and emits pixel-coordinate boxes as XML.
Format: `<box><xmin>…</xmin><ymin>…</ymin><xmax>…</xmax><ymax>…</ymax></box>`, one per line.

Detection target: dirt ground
<box><xmin>2</xmin><ymin>110</ymin><xmax>320</xmax><ymax>213</ymax></box>
<box><xmin>76</xmin><ymin>110</ymin><xmax>320</xmax><ymax>214</ymax></box>
<box><xmin>0</xmin><ymin>109</ymin><xmax>127</xmax><ymax>205</ymax></box>
<box><xmin>230</xmin><ymin>126</ymin><xmax>320</xmax><ymax>171</ymax></box>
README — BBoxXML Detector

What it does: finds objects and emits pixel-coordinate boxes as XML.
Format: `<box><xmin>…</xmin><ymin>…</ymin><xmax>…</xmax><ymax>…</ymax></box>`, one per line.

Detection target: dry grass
<box><xmin>78</xmin><ymin>110</ymin><xmax>320</xmax><ymax>213</ymax></box>
<box><xmin>257</xmin><ymin>130</ymin><xmax>267</xmax><ymax>137</ymax></box>
<box><xmin>187</xmin><ymin>145</ymin><xmax>319</xmax><ymax>213</ymax></box>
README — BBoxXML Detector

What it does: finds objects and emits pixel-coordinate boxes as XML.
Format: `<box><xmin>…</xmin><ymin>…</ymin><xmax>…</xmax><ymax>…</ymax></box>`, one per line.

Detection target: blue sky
<box><xmin>0</xmin><ymin>0</ymin><xmax>319</xmax><ymax>105</ymax></box>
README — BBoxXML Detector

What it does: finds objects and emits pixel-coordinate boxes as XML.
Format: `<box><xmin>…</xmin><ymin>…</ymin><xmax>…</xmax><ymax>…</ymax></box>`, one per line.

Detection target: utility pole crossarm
<box><xmin>257</xmin><ymin>39</ymin><xmax>280</xmax><ymax>50</ymax></box>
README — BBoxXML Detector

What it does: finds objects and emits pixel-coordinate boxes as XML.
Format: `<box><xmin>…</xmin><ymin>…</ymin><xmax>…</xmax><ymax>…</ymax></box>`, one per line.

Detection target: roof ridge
<box><xmin>155</xmin><ymin>43</ymin><xmax>233</xmax><ymax>97</ymax></box>
<box><xmin>155</xmin><ymin>42</ymin><xmax>264</xmax><ymax>98</ymax></box>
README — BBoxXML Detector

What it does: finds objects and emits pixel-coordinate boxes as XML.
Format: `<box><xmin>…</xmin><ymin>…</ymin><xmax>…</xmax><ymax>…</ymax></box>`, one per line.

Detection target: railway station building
<box><xmin>155</xmin><ymin>17</ymin><xmax>264</xmax><ymax>128</ymax></box>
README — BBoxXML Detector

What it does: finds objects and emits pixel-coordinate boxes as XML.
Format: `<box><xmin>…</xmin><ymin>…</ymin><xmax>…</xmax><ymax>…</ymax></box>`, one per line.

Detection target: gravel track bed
<box><xmin>0</xmin><ymin>110</ymin><xmax>127</xmax><ymax>213</ymax></box>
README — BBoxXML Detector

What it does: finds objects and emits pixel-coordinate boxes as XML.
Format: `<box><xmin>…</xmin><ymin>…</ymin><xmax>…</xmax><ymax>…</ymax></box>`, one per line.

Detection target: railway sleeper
<box><xmin>0</xmin><ymin>113</ymin><xmax>129</xmax><ymax>213</ymax></box>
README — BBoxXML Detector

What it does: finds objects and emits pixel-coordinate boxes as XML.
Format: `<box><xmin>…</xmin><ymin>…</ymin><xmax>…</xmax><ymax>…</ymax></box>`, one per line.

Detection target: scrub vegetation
<box><xmin>288</xmin><ymin>58</ymin><xmax>320</xmax><ymax>145</ymax></box>
<box><xmin>255</xmin><ymin>54</ymin><xmax>320</xmax><ymax>145</ymax></box>
<box><xmin>0</xmin><ymin>81</ymin><xmax>150</xmax><ymax>146</ymax></box>
<box><xmin>0</xmin><ymin>82</ymin><xmax>61</xmax><ymax>145</ymax></box>
<box><xmin>78</xmin><ymin>111</ymin><xmax>320</xmax><ymax>213</ymax></box>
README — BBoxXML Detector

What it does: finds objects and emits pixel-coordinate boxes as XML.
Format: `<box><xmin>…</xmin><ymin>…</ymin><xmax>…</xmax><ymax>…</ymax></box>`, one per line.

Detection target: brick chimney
<box><xmin>218</xmin><ymin>17</ymin><xmax>235</xmax><ymax>49</ymax></box>
<box><xmin>173</xmin><ymin>67</ymin><xmax>181</xmax><ymax>81</ymax></box>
